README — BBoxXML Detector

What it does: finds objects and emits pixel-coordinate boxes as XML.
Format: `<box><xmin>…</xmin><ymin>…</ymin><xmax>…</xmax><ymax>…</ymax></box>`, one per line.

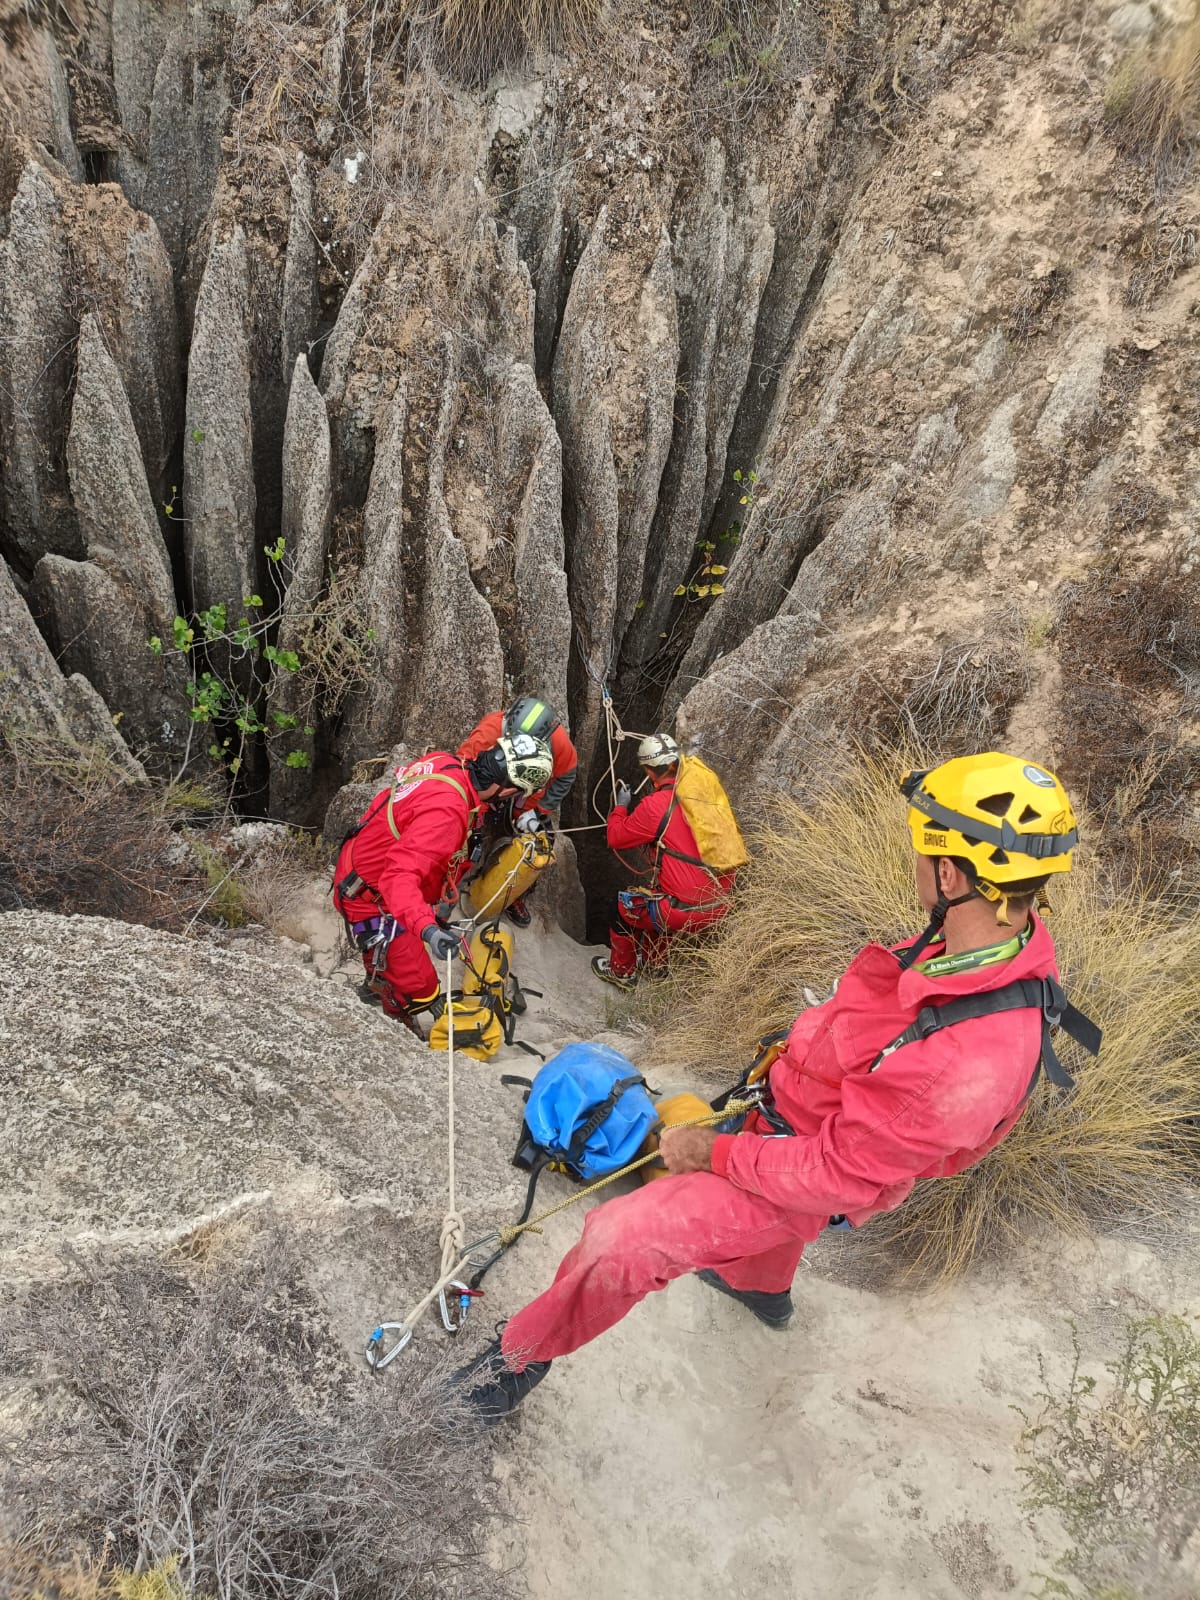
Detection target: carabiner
<box><xmin>438</xmin><ymin>1280</ymin><xmax>476</xmax><ymax>1333</ymax></box>
<box><xmin>365</xmin><ymin>1322</ymin><xmax>413</xmax><ymax>1370</ymax></box>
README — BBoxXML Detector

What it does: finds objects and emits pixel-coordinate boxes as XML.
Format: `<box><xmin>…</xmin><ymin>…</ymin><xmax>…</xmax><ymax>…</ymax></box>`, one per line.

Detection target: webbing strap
<box><xmin>871</xmin><ymin>975</ymin><xmax>1102</xmax><ymax>1091</ymax></box>
<box><xmin>906</xmin><ymin>782</ymin><xmax>1078</xmax><ymax>861</ymax></box>
<box><xmin>651</xmin><ymin>792</ymin><xmax>725</xmax><ymax>884</ymax></box>
<box><xmin>387</xmin><ymin>765</ymin><xmax>473</xmax><ymax>841</ymax></box>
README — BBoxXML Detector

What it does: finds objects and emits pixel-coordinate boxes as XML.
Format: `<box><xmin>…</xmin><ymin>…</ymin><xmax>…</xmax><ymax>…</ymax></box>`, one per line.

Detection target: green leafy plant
<box><xmin>672</xmin><ymin>466</ymin><xmax>756</xmax><ymax>603</ymax></box>
<box><xmin>149</xmin><ymin>541</ymin><xmax>312</xmax><ymax>782</ymax></box>
<box><xmin>1017</xmin><ymin>1313</ymin><xmax>1200</xmax><ymax>1597</ymax></box>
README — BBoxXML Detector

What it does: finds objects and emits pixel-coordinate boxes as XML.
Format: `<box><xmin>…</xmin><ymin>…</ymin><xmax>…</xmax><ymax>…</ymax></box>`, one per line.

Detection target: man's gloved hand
<box><xmin>515</xmin><ymin>809</ymin><xmax>543</xmax><ymax>835</ymax></box>
<box><xmin>614</xmin><ymin>782</ymin><xmax>632</xmax><ymax>811</ymax></box>
<box><xmin>422</xmin><ymin>924</ymin><xmax>461</xmax><ymax>963</ymax></box>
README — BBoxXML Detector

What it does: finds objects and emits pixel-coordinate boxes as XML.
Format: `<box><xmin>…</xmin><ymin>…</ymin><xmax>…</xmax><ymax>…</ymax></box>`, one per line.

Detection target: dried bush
<box><xmin>236</xmin><ymin>830</ymin><xmax>328</xmax><ymax>939</ymax></box>
<box><xmin>1105</xmin><ymin>5</ymin><xmax>1200</xmax><ymax>174</ymax></box>
<box><xmin>1016</xmin><ymin>1313</ymin><xmax>1200</xmax><ymax>1598</ymax></box>
<box><xmin>651</xmin><ymin>748</ymin><xmax>1200</xmax><ymax>1281</ymax></box>
<box><xmin>0</xmin><ymin>1231</ymin><xmax>505</xmax><ymax>1600</ymax></box>
<box><xmin>1055</xmin><ymin>560</ymin><xmax>1200</xmax><ymax>865</ymax></box>
<box><xmin>399</xmin><ymin>0</ymin><xmax>607</xmax><ymax>82</ymax></box>
<box><xmin>0</xmin><ymin>732</ymin><xmax>208</xmax><ymax>930</ymax></box>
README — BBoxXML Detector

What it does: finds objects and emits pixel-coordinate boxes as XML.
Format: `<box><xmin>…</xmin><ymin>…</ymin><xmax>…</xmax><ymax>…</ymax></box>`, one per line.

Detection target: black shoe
<box><xmin>453</xmin><ymin>1337</ymin><xmax>551</xmax><ymax>1426</ymax></box>
<box><xmin>506</xmin><ymin>896</ymin><xmax>532</xmax><ymax>927</ymax></box>
<box><xmin>357</xmin><ymin>980</ymin><xmax>382</xmax><ymax>1008</ymax></box>
<box><xmin>696</xmin><ymin>1268</ymin><xmax>793</xmax><ymax>1329</ymax></box>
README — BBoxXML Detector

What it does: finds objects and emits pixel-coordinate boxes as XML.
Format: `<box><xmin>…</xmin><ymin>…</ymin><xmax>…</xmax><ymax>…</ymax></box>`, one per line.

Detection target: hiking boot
<box><xmin>696</xmin><ymin>1268</ymin><xmax>793</xmax><ymax>1330</ymax></box>
<box><xmin>356</xmin><ymin>979</ymin><xmax>382</xmax><ymax>1008</ymax></box>
<box><xmin>506</xmin><ymin>896</ymin><xmax>533</xmax><ymax>928</ymax></box>
<box><xmin>591</xmin><ymin>954</ymin><xmax>635</xmax><ymax>992</ymax></box>
<box><xmin>453</xmin><ymin>1338</ymin><xmax>552</xmax><ymax>1426</ymax></box>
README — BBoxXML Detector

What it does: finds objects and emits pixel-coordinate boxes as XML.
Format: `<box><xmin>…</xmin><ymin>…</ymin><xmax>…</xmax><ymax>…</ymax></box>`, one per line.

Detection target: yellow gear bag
<box><xmin>461</xmin><ymin>924</ymin><xmax>515</xmax><ymax>1002</ymax></box>
<box><xmin>428</xmin><ymin>997</ymin><xmax>504</xmax><ymax>1061</ymax></box>
<box><xmin>468</xmin><ymin>830</ymin><xmax>555</xmax><ymax>920</ymax></box>
<box><xmin>638</xmin><ymin>1092</ymin><xmax>714</xmax><ymax>1183</ymax></box>
<box><xmin>673</xmin><ymin>755</ymin><xmax>748</xmax><ymax>872</ymax></box>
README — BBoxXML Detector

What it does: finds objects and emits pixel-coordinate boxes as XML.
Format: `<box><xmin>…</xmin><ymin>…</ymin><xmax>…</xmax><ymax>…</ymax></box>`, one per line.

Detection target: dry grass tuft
<box><xmin>0</xmin><ymin>731</ymin><xmax>209</xmax><ymax>930</ymax></box>
<box><xmin>651</xmin><ymin>748</ymin><xmax>1200</xmax><ymax>1282</ymax></box>
<box><xmin>1</xmin><ymin>1229</ymin><xmax>505</xmax><ymax>1600</ymax></box>
<box><xmin>1105</xmin><ymin>5</ymin><xmax>1200</xmax><ymax>172</ymax></box>
<box><xmin>401</xmin><ymin>0</ymin><xmax>608</xmax><ymax>81</ymax></box>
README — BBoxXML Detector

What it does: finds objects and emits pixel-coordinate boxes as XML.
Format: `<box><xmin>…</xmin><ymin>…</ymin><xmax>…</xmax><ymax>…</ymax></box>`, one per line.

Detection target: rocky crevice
<box><xmin>2</xmin><ymin>0</ymin><xmax>1198</xmax><ymax>863</ymax></box>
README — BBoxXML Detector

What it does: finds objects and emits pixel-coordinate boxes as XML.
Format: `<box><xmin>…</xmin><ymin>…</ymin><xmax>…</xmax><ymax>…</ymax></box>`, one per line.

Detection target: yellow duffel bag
<box><xmin>468</xmin><ymin>831</ymin><xmax>555</xmax><ymax>920</ymax></box>
<box><xmin>638</xmin><ymin>1092</ymin><xmax>714</xmax><ymax>1183</ymax></box>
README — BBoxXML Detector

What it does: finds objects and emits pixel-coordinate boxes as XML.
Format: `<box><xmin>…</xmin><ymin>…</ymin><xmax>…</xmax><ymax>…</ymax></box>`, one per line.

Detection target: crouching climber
<box><xmin>461</xmin><ymin>752</ymin><xmax>1100</xmax><ymax>1421</ymax></box>
<box><xmin>591</xmin><ymin>733</ymin><xmax>742</xmax><ymax>991</ymax></box>
<box><xmin>457</xmin><ymin>695</ymin><xmax>578</xmax><ymax>927</ymax></box>
<box><xmin>333</xmin><ymin>734</ymin><xmax>553</xmax><ymax>1029</ymax></box>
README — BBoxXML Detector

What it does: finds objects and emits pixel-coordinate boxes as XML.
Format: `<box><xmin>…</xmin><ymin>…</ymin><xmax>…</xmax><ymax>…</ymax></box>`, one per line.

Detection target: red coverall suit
<box><xmin>332</xmin><ymin>754</ymin><xmax>481</xmax><ymax>1016</ymax></box>
<box><xmin>457</xmin><ymin>713</ymin><xmax>578</xmax><ymax>816</ymax></box>
<box><xmin>607</xmin><ymin>780</ymin><xmax>735</xmax><ymax>976</ymax></box>
<box><xmin>501</xmin><ymin>915</ymin><xmax>1059</xmax><ymax>1366</ymax></box>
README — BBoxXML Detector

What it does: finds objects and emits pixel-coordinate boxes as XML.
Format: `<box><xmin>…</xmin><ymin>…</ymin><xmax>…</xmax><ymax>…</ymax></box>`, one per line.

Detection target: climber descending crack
<box><xmin>593</xmin><ymin>732</ymin><xmax>747</xmax><ymax>992</ymax></box>
<box><xmin>332</xmin><ymin>734</ymin><xmax>553</xmax><ymax>1031</ymax></box>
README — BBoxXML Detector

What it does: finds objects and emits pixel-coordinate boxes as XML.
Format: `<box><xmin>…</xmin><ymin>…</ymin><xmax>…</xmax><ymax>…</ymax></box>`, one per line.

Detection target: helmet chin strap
<box><xmin>898</xmin><ymin>861</ymin><xmax>978</xmax><ymax>970</ymax></box>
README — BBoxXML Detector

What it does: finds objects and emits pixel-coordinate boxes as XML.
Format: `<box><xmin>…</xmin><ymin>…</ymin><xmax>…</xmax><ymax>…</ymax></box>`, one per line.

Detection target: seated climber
<box><xmin>332</xmin><ymin>734</ymin><xmax>553</xmax><ymax>1030</ymax></box>
<box><xmin>591</xmin><ymin>732</ymin><xmax>738</xmax><ymax>992</ymax></box>
<box><xmin>460</xmin><ymin>752</ymin><xmax>1094</xmax><ymax>1421</ymax></box>
<box><xmin>457</xmin><ymin>695</ymin><xmax>578</xmax><ymax>927</ymax></box>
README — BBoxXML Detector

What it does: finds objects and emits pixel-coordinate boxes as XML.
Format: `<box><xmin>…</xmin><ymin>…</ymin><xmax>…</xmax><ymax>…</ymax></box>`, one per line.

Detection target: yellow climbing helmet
<box><xmin>901</xmin><ymin>753</ymin><xmax>1078</xmax><ymax>886</ymax></box>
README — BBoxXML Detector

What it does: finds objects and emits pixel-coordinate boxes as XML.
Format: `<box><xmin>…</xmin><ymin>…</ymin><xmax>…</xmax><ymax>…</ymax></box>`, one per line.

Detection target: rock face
<box><xmin>2</xmin><ymin>1</ymin><xmax>1198</xmax><ymax>861</ymax></box>
<box><xmin>184</xmin><ymin>228</ymin><xmax>258</xmax><ymax>620</ymax></box>
<box><xmin>0</xmin><ymin>908</ymin><xmax>527</xmax><ymax>1314</ymax></box>
<box><xmin>0</xmin><ymin>559</ymin><xmax>143</xmax><ymax>776</ymax></box>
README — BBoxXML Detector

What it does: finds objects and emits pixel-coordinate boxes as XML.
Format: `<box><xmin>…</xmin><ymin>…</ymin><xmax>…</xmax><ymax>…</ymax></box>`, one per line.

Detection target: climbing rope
<box><xmin>364</xmin><ymin>1094</ymin><xmax>761</xmax><ymax>1369</ymax></box>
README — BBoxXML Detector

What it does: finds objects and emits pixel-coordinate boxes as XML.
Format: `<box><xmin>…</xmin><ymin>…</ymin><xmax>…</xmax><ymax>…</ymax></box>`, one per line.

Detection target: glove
<box><xmin>515</xmin><ymin>809</ymin><xmax>543</xmax><ymax>835</ymax></box>
<box><xmin>614</xmin><ymin>782</ymin><xmax>632</xmax><ymax>811</ymax></box>
<box><xmin>422</xmin><ymin>924</ymin><xmax>460</xmax><ymax>963</ymax></box>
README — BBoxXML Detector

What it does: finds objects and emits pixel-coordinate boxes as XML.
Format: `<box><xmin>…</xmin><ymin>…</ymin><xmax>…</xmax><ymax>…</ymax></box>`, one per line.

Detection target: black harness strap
<box><xmin>651</xmin><ymin>790</ymin><xmax>726</xmax><ymax>885</ymax></box>
<box><xmin>870</xmin><ymin>975</ymin><xmax>1102</xmax><ymax>1092</ymax></box>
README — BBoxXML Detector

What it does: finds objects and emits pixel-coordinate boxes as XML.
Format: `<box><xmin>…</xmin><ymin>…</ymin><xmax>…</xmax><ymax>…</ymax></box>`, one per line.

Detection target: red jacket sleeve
<box><xmin>375</xmin><ymin>797</ymin><xmax>468</xmax><ymax>937</ymax></box>
<box><xmin>456</xmin><ymin>711</ymin><xmax>502</xmax><ymax>763</ymax></box>
<box><xmin>607</xmin><ymin>787</ymin><xmax>670</xmax><ymax>850</ymax></box>
<box><xmin>709</xmin><ymin>1031</ymin><xmax>1020</xmax><ymax>1215</ymax></box>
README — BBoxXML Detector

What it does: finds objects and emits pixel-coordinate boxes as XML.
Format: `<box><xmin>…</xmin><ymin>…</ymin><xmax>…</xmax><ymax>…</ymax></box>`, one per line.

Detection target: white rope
<box><xmin>439</xmin><ymin>949</ymin><xmax>464</xmax><ymax>1277</ymax></box>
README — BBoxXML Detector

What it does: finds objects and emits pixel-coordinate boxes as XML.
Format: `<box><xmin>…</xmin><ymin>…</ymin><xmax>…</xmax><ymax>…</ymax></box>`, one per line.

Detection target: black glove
<box><xmin>422</xmin><ymin>924</ymin><xmax>460</xmax><ymax>962</ymax></box>
<box><xmin>614</xmin><ymin>782</ymin><xmax>632</xmax><ymax>810</ymax></box>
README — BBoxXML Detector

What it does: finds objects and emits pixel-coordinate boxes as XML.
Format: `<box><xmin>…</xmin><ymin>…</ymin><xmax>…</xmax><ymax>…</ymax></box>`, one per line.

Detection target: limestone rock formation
<box><xmin>268</xmin><ymin>357</ymin><xmax>334</xmax><ymax>814</ymax></box>
<box><xmin>0</xmin><ymin>160</ymin><xmax>79</xmax><ymax>564</ymax></box>
<box><xmin>0</xmin><ymin>909</ymin><xmax>522</xmax><ymax>1283</ymax></box>
<box><xmin>0</xmin><ymin>559</ymin><xmax>143</xmax><ymax>777</ymax></box>
<box><xmin>184</xmin><ymin>227</ymin><xmax>258</xmax><ymax>620</ymax></box>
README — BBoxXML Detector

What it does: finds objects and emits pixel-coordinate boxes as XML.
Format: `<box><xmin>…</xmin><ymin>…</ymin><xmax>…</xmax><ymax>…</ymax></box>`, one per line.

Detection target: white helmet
<box><xmin>497</xmin><ymin>731</ymin><xmax>554</xmax><ymax>798</ymax></box>
<box><xmin>637</xmin><ymin>732</ymin><xmax>680</xmax><ymax>770</ymax></box>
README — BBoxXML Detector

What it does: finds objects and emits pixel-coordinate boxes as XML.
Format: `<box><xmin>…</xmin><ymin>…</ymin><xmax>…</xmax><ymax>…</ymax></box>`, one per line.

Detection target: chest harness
<box><xmin>644</xmin><ymin>787</ymin><xmax>732</xmax><ymax>913</ymax></box>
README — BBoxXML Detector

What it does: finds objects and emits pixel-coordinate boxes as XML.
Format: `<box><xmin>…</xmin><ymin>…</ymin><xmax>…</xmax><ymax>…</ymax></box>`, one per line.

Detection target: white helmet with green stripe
<box><xmin>504</xmin><ymin>695</ymin><xmax>561</xmax><ymax>745</ymax></box>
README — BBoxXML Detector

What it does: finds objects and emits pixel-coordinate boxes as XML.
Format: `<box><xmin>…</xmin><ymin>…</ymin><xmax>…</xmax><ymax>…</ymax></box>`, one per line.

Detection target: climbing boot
<box><xmin>696</xmin><ymin>1268</ymin><xmax>793</xmax><ymax>1330</ymax></box>
<box><xmin>454</xmin><ymin>1337</ymin><xmax>552</xmax><ymax>1426</ymax></box>
<box><xmin>591</xmin><ymin>955</ymin><xmax>635</xmax><ymax>992</ymax></box>
<box><xmin>506</xmin><ymin>896</ymin><xmax>533</xmax><ymax>928</ymax></box>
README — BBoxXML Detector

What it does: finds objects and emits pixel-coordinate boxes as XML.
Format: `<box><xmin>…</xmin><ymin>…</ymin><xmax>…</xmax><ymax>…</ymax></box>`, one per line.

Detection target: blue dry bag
<box><xmin>512</xmin><ymin>1041</ymin><xmax>658</xmax><ymax>1183</ymax></box>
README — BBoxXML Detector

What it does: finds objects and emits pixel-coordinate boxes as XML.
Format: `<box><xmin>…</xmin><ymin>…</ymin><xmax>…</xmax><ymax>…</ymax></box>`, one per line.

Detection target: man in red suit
<box><xmin>592</xmin><ymin>733</ymin><xmax>735</xmax><ymax>991</ymax></box>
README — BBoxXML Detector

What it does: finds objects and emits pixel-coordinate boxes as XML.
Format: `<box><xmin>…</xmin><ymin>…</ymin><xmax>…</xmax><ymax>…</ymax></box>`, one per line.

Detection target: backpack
<box><xmin>427</xmin><ymin>924</ymin><xmax>539</xmax><ymax>1062</ymax></box>
<box><xmin>509</xmin><ymin>1042</ymin><xmax>658</xmax><ymax>1183</ymax></box>
<box><xmin>653</xmin><ymin>755</ymin><xmax>748</xmax><ymax>878</ymax></box>
<box><xmin>468</xmin><ymin>830</ymin><xmax>555</xmax><ymax>920</ymax></box>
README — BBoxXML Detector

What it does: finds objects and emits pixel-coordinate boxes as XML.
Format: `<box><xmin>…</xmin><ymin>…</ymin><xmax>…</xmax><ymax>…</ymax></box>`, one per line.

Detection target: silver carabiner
<box><xmin>438</xmin><ymin>1281</ymin><xmax>472</xmax><ymax>1333</ymax></box>
<box><xmin>365</xmin><ymin>1322</ymin><xmax>413</xmax><ymax>1370</ymax></box>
